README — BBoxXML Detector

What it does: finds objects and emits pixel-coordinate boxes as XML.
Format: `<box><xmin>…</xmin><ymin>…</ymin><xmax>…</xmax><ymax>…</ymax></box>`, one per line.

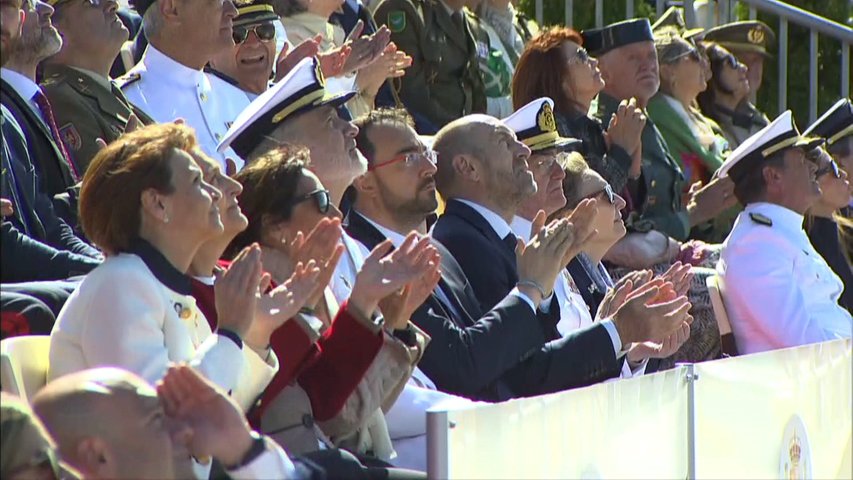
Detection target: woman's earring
<box><xmin>164</xmin><ymin>213</ymin><xmax>170</xmax><ymax>224</ymax></box>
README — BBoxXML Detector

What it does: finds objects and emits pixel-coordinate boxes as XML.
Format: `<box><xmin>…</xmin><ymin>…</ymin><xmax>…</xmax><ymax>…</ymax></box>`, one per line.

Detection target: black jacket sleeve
<box><xmin>1</xmin><ymin>221</ymin><xmax>100</xmax><ymax>283</ymax></box>
<box><xmin>412</xmin><ymin>294</ymin><xmax>546</xmax><ymax>399</ymax></box>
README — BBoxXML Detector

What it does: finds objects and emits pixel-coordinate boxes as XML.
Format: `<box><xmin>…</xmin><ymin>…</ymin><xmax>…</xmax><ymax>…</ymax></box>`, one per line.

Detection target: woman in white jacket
<box><xmin>48</xmin><ymin>124</ymin><xmax>279</xmax><ymax>413</ymax></box>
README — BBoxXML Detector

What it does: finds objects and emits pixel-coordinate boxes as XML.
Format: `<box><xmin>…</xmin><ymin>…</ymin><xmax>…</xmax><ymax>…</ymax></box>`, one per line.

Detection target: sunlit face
<box><xmin>598</xmin><ymin>40</ymin><xmax>659</xmax><ymax>104</ymax></box>
<box><xmin>518</xmin><ymin>149</ymin><xmax>567</xmax><ymax>217</ymax></box>
<box><xmin>274</xmin><ymin>106</ymin><xmax>363</xmax><ymax>189</ymax></box>
<box><xmin>561</xmin><ymin>40</ymin><xmax>605</xmax><ymax>104</ymax></box>
<box><xmin>0</xmin><ymin>0</ymin><xmax>24</xmax><ymax>63</ymax></box>
<box><xmin>363</xmin><ymin>122</ymin><xmax>438</xmax><ymax>221</ymax></box>
<box><xmin>52</xmin><ymin>0</ymin><xmax>127</xmax><ymax>61</ymax></box>
<box><xmin>209</xmin><ymin>19</ymin><xmax>276</xmax><ymax>94</ymax></box>
<box><xmin>810</xmin><ymin>147</ymin><xmax>851</xmax><ymax>211</ymax></box>
<box><xmin>574</xmin><ymin>170</ymin><xmax>626</xmax><ymax>250</ymax></box>
<box><xmin>156</xmin><ymin>149</ymin><xmax>224</xmax><ymax>242</ymax></box>
<box><xmin>178</xmin><ymin>0</ymin><xmax>237</xmax><ymax>58</ymax></box>
<box><xmin>712</xmin><ymin>45</ymin><xmax>750</xmax><ymax>101</ymax></box>
<box><xmin>12</xmin><ymin>0</ymin><xmax>62</xmax><ymax>63</ymax></box>
<box><xmin>733</xmin><ymin>50</ymin><xmax>765</xmax><ymax>95</ymax></box>
<box><xmin>661</xmin><ymin>46</ymin><xmax>707</xmax><ymax>100</ymax></box>
<box><xmin>273</xmin><ymin>169</ymin><xmax>341</xmax><ymax>246</ymax></box>
<box><xmin>473</xmin><ymin>120</ymin><xmax>535</xmax><ymax>209</ymax></box>
<box><xmin>193</xmin><ymin>152</ymin><xmax>247</xmax><ymax>236</ymax></box>
<box><xmin>769</xmin><ymin>146</ymin><xmax>821</xmax><ymax>214</ymax></box>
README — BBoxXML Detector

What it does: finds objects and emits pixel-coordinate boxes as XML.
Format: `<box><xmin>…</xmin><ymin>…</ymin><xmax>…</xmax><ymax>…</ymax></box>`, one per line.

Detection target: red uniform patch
<box><xmin>58</xmin><ymin>123</ymin><xmax>82</xmax><ymax>151</ymax></box>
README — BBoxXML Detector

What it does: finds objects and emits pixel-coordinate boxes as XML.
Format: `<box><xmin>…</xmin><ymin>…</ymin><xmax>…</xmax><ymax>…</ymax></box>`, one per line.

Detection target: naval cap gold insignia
<box><xmin>537</xmin><ymin>102</ymin><xmax>557</xmax><ymax>133</ymax></box>
<box><xmin>748</xmin><ymin>26</ymin><xmax>765</xmax><ymax>44</ymax></box>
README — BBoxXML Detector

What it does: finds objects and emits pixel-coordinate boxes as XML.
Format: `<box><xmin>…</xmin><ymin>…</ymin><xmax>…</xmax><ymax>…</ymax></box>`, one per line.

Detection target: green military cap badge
<box><xmin>388</xmin><ymin>11</ymin><xmax>406</xmax><ymax>33</ymax></box>
<box><xmin>749</xmin><ymin>212</ymin><xmax>773</xmax><ymax>227</ymax></box>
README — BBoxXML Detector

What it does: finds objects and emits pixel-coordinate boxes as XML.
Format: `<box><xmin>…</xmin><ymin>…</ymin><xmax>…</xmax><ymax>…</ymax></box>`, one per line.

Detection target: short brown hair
<box><xmin>227</xmin><ymin>144</ymin><xmax>310</xmax><ymax>258</ymax></box>
<box><xmin>512</xmin><ymin>27</ymin><xmax>584</xmax><ymax>114</ymax></box>
<box><xmin>353</xmin><ymin>108</ymin><xmax>415</xmax><ymax>164</ymax></box>
<box><xmin>79</xmin><ymin>124</ymin><xmax>195</xmax><ymax>255</ymax></box>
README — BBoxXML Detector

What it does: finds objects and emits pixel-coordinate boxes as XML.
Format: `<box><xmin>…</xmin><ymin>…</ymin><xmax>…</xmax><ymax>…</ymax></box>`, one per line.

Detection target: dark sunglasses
<box><xmin>586</xmin><ymin>184</ymin><xmax>616</xmax><ymax>205</ymax></box>
<box><xmin>568</xmin><ymin>47</ymin><xmax>593</xmax><ymax>66</ymax></box>
<box><xmin>815</xmin><ymin>159</ymin><xmax>842</xmax><ymax>179</ymax></box>
<box><xmin>232</xmin><ymin>22</ymin><xmax>276</xmax><ymax>45</ymax></box>
<box><xmin>284</xmin><ymin>189</ymin><xmax>331</xmax><ymax>214</ymax></box>
<box><xmin>719</xmin><ymin>53</ymin><xmax>740</xmax><ymax>69</ymax></box>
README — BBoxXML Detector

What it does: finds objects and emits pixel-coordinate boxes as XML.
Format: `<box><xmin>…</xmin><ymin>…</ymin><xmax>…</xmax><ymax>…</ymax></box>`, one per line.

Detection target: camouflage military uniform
<box><xmin>374</xmin><ymin>0</ymin><xmax>486</xmax><ymax>134</ymax></box>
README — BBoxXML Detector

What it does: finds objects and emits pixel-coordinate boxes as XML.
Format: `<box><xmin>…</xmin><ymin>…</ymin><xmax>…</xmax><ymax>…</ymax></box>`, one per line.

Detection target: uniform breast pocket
<box><xmin>793</xmin><ymin>251</ymin><xmax>823</xmax><ymax>291</ymax></box>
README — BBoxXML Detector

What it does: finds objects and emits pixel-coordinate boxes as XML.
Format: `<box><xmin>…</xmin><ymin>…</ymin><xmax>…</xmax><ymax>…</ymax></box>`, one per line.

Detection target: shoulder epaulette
<box><xmin>114</xmin><ymin>72</ymin><xmax>141</xmax><ymax>89</ymax></box>
<box><xmin>749</xmin><ymin>212</ymin><xmax>773</xmax><ymax>227</ymax></box>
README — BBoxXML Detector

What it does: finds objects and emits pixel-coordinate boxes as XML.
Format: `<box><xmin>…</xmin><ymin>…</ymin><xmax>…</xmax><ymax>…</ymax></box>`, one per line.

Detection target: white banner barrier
<box><xmin>427</xmin><ymin>366</ymin><xmax>690</xmax><ymax>479</ymax></box>
<box><xmin>426</xmin><ymin>339</ymin><xmax>852</xmax><ymax>479</ymax></box>
<box><xmin>692</xmin><ymin>339</ymin><xmax>852</xmax><ymax>479</ymax></box>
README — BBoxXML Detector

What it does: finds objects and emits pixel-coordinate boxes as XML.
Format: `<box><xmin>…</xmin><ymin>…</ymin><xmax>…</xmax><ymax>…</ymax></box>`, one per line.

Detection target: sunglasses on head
<box><xmin>284</xmin><ymin>189</ymin><xmax>331</xmax><ymax>214</ymax></box>
<box><xmin>232</xmin><ymin>22</ymin><xmax>276</xmax><ymax>45</ymax></box>
<box><xmin>815</xmin><ymin>158</ymin><xmax>842</xmax><ymax>179</ymax></box>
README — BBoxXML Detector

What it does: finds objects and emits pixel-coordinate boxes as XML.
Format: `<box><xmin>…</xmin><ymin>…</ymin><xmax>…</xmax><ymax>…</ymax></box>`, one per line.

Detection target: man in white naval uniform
<box><xmin>119</xmin><ymin>0</ymin><xmax>250</xmax><ymax>169</ymax></box>
<box><xmin>716</xmin><ymin>110</ymin><xmax>852</xmax><ymax>354</ymax></box>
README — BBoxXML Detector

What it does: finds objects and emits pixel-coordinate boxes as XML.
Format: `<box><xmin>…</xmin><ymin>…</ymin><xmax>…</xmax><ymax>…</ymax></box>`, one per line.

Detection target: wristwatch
<box><xmin>224</xmin><ymin>431</ymin><xmax>267</xmax><ymax>471</ymax></box>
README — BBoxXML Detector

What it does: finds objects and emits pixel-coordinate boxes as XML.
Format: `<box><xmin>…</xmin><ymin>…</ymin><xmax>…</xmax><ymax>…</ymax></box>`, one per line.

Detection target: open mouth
<box><xmin>239</xmin><ymin>52</ymin><xmax>267</xmax><ymax>66</ymax></box>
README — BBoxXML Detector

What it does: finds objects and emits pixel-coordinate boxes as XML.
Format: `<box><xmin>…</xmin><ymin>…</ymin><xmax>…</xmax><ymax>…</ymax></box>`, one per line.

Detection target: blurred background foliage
<box><xmin>517</xmin><ymin>0</ymin><xmax>852</xmax><ymax>127</ymax></box>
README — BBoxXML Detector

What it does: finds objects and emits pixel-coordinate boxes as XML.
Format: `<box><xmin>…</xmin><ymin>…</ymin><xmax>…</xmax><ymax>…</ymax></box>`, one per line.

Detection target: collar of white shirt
<box><xmin>744</xmin><ymin>202</ymin><xmax>808</xmax><ymax>246</ymax></box>
<box><xmin>141</xmin><ymin>45</ymin><xmax>205</xmax><ymax>89</ymax></box>
<box><xmin>509</xmin><ymin>215</ymin><xmax>535</xmax><ymax>242</ymax></box>
<box><xmin>456</xmin><ymin>199</ymin><xmax>515</xmax><ymax>241</ymax></box>
<box><xmin>356</xmin><ymin>211</ymin><xmax>411</xmax><ymax>248</ymax></box>
<box><xmin>1</xmin><ymin>68</ymin><xmax>41</xmax><ymax>114</ymax></box>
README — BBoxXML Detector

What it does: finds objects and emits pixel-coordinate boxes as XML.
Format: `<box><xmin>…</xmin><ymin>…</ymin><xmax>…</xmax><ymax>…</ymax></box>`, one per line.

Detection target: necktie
<box><xmin>33</xmin><ymin>90</ymin><xmax>79</xmax><ymax>182</ymax></box>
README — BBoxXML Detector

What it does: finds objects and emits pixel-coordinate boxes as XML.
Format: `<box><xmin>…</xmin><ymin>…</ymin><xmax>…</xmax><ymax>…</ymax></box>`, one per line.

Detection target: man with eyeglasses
<box><xmin>716</xmin><ymin>110</ymin><xmax>852</xmax><ymax>355</ymax></box>
<box><xmin>40</xmin><ymin>0</ymin><xmax>153</xmax><ymax>174</ymax></box>
<box><xmin>119</xmin><ymin>0</ymin><xmax>251</xmax><ymax>169</ymax></box>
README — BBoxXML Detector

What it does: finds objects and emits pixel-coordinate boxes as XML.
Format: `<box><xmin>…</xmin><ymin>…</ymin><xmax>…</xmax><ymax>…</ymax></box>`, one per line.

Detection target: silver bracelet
<box><xmin>517</xmin><ymin>279</ymin><xmax>548</xmax><ymax>299</ymax></box>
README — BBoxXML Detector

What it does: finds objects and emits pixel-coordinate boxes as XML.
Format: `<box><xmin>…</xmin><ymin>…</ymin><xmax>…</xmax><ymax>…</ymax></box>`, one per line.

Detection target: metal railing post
<box><xmin>595</xmin><ymin>0</ymin><xmax>603</xmax><ymax>28</ymax></box>
<box><xmin>565</xmin><ymin>0</ymin><xmax>573</xmax><ymax>29</ymax></box>
<box><xmin>809</xmin><ymin>30</ymin><xmax>819</xmax><ymax>124</ymax></box>
<box><xmin>842</xmin><ymin>43</ymin><xmax>850</xmax><ymax>100</ymax></box>
<box><xmin>535</xmin><ymin>0</ymin><xmax>543</xmax><ymax>27</ymax></box>
<box><xmin>626</xmin><ymin>0</ymin><xmax>634</xmax><ymax>20</ymax></box>
<box><xmin>778</xmin><ymin>18</ymin><xmax>788</xmax><ymax>114</ymax></box>
<box><xmin>426</xmin><ymin>411</ymin><xmax>449</xmax><ymax>480</ymax></box>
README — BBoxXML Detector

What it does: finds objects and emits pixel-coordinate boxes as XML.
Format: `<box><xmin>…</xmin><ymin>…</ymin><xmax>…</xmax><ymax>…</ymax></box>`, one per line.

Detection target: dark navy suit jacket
<box><xmin>346</xmin><ymin>209</ymin><xmax>622</xmax><ymax>401</ymax></box>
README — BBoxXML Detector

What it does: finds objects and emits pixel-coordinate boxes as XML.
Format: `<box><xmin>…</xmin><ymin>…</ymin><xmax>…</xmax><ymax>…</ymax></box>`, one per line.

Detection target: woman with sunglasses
<box><xmin>647</xmin><ymin>31</ymin><xmax>737</xmax><ymax>243</ymax></box>
<box><xmin>224</xmin><ymin>145</ymin><xmax>438</xmax><ymax>466</ymax></box>
<box><xmin>697</xmin><ymin>42</ymin><xmax>768</xmax><ymax>149</ymax></box>
<box><xmin>805</xmin><ymin>147</ymin><xmax>852</xmax><ymax>312</ymax></box>
<box><xmin>512</xmin><ymin>26</ymin><xmax>645</xmax><ymax>196</ymax></box>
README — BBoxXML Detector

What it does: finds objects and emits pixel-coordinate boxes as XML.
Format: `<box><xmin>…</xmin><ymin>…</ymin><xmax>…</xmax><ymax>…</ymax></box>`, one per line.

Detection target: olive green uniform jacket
<box><xmin>375</xmin><ymin>0</ymin><xmax>486</xmax><ymax>133</ymax></box>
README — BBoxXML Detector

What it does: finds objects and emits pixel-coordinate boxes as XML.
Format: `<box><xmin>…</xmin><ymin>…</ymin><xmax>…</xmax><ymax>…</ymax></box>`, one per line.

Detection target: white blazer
<box><xmin>49</xmin><ymin>245</ymin><xmax>277</xmax><ymax>412</ymax></box>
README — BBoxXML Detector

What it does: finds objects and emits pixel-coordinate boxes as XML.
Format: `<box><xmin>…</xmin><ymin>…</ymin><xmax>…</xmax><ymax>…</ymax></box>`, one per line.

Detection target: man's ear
<box><xmin>352</xmin><ymin>172</ymin><xmax>378</xmax><ymax>199</ymax></box>
<box><xmin>761</xmin><ymin>164</ymin><xmax>785</xmax><ymax>191</ymax></box>
<box><xmin>76</xmin><ymin>437</ymin><xmax>117</xmax><ymax>478</ymax></box>
<box><xmin>453</xmin><ymin>154</ymin><xmax>480</xmax><ymax>183</ymax></box>
<box><xmin>158</xmin><ymin>0</ymin><xmax>180</xmax><ymax>23</ymax></box>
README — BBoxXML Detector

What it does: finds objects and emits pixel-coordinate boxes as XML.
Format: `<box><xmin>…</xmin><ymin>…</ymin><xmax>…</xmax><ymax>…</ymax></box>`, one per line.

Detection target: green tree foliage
<box><xmin>519</xmin><ymin>0</ymin><xmax>851</xmax><ymax>127</ymax></box>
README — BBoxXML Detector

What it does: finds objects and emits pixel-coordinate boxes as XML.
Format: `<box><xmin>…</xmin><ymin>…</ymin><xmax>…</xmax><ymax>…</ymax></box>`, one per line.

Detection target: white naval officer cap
<box><xmin>717</xmin><ymin>110</ymin><xmax>824</xmax><ymax>182</ymax></box>
<box><xmin>503</xmin><ymin>97</ymin><xmax>581</xmax><ymax>153</ymax></box>
<box><xmin>217</xmin><ymin>57</ymin><xmax>356</xmax><ymax>159</ymax></box>
<box><xmin>803</xmin><ymin>98</ymin><xmax>853</xmax><ymax>147</ymax></box>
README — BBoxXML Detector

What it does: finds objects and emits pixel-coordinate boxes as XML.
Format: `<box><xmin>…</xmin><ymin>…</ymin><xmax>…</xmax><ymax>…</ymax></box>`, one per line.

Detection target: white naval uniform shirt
<box><xmin>510</xmin><ymin>215</ymin><xmax>644</xmax><ymax>378</ymax></box>
<box><xmin>717</xmin><ymin>202</ymin><xmax>852</xmax><ymax>354</ymax></box>
<box><xmin>120</xmin><ymin>46</ymin><xmax>250</xmax><ymax>169</ymax></box>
